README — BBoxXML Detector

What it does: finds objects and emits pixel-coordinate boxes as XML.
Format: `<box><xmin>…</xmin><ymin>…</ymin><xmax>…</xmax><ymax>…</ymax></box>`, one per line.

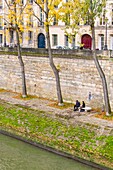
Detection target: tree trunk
<box><xmin>16</xmin><ymin>29</ymin><xmax>27</xmax><ymax>97</ymax></box>
<box><xmin>91</xmin><ymin>24</ymin><xmax>111</xmax><ymax>115</ymax></box>
<box><xmin>45</xmin><ymin>1</ymin><xmax>63</xmax><ymax>105</ymax></box>
<box><xmin>46</xmin><ymin>28</ymin><xmax>63</xmax><ymax>105</ymax></box>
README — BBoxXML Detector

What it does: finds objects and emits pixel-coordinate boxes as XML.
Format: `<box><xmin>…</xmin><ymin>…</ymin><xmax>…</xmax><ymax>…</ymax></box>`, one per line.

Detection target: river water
<box><xmin>0</xmin><ymin>134</ymin><xmax>98</xmax><ymax>170</ymax></box>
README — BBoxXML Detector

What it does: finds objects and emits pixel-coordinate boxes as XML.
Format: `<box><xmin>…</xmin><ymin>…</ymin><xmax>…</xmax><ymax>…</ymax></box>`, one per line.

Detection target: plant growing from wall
<box><xmin>4</xmin><ymin>0</ymin><xmax>29</xmax><ymax>97</ymax></box>
<box><xmin>32</xmin><ymin>0</ymin><xmax>63</xmax><ymax>105</ymax></box>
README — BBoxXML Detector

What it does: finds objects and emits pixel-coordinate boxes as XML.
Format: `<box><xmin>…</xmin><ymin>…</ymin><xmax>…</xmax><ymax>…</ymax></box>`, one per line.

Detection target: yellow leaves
<box><xmin>18</xmin><ymin>24</ymin><xmax>24</xmax><ymax>32</ymax></box>
<box><xmin>15</xmin><ymin>0</ymin><xmax>22</xmax><ymax>3</ymax></box>
<box><xmin>35</xmin><ymin>0</ymin><xmax>44</xmax><ymax>9</ymax></box>
<box><xmin>6</xmin><ymin>29</ymin><xmax>10</xmax><ymax>43</ymax></box>
<box><xmin>25</xmin><ymin>25</ymin><xmax>31</xmax><ymax>31</ymax></box>
<box><xmin>36</xmin><ymin>0</ymin><xmax>43</xmax><ymax>4</ymax></box>
<box><xmin>59</xmin><ymin>0</ymin><xmax>82</xmax><ymax>24</ymax></box>
<box><xmin>6</xmin><ymin>0</ymin><xmax>34</xmax><ymax>31</ymax></box>
<box><xmin>25</xmin><ymin>4</ymin><xmax>33</xmax><ymax>14</ymax></box>
<box><xmin>56</xmin><ymin>64</ymin><xmax>61</xmax><ymax>71</ymax></box>
<box><xmin>5</xmin><ymin>0</ymin><xmax>35</xmax><ymax>44</ymax></box>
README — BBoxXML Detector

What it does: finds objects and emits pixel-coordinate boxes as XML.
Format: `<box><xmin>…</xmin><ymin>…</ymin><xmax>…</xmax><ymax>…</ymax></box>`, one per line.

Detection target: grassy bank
<box><xmin>0</xmin><ymin>100</ymin><xmax>113</xmax><ymax>169</ymax></box>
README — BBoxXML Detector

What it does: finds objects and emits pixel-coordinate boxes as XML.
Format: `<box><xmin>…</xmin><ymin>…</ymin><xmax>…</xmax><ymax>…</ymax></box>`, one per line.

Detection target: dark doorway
<box><xmin>81</xmin><ymin>34</ymin><xmax>92</xmax><ymax>49</ymax></box>
<box><xmin>38</xmin><ymin>33</ymin><xmax>45</xmax><ymax>48</ymax></box>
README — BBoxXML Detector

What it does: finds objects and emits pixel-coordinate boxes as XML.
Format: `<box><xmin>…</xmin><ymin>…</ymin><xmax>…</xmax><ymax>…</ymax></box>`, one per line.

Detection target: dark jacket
<box><xmin>75</xmin><ymin>101</ymin><xmax>80</xmax><ymax>107</ymax></box>
<box><xmin>82</xmin><ymin>102</ymin><xmax>85</xmax><ymax>108</ymax></box>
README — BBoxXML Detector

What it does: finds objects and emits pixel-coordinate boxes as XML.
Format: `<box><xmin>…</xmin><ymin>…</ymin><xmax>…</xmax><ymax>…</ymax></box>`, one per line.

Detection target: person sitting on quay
<box><xmin>74</xmin><ymin>100</ymin><xmax>80</xmax><ymax>111</ymax></box>
<box><xmin>80</xmin><ymin>101</ymin><xmax>85</xmax><ymax>112</ymax></box>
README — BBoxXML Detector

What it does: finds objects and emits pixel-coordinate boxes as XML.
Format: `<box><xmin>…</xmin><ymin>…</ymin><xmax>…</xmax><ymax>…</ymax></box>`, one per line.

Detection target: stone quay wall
<box><xmin>0</xmin><ymin>54</ymin><xmax>113</xmax><ymax>110</ymax></box>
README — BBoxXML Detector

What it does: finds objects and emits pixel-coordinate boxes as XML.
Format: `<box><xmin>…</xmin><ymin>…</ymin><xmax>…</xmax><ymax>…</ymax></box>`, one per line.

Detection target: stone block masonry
<box><xmin>0</xmin><ymin>54</ymin><xmax>113</xmax><ymax>110</ymax></box>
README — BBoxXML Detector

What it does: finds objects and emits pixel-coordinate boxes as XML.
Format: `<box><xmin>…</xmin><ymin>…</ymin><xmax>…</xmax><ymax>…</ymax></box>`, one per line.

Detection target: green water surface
<box><xmin>0</xmin><ymin>134</ymin><xmax>98</xmax><ymax>170</ymax></box>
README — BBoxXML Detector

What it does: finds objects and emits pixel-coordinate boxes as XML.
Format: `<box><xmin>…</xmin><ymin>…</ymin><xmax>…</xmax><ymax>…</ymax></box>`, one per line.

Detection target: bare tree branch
<box><xmin>4</xmin><ymin>0</ymin><xmax>11</xmax><ymax>9</ymax></box>
<box><xmin>33</xmin><ymin>12</ymin><xmax>44</xmax><ymax>24</ymax></box>
<box><xmin>33</xmin><ymin>0</ymin><xmax>47</xmax><ymax>14</ymax></box>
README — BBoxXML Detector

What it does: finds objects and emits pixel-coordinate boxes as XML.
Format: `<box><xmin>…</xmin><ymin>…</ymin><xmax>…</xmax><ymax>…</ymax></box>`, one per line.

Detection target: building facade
<box><xmin>0</xmin><ymin>0</ymin><xmax>113</xmax><ymax>50</ymax></box>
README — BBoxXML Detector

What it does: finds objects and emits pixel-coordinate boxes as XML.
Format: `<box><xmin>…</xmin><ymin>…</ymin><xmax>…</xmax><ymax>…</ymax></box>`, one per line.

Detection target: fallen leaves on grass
<box><xmin>95</xmin><ymin>112</ymin><xmax>113</xmax><ymax>121</ymax></box>
<box><xmin>0</xmin><ymin>89</ymin><xmax>13</xmax><ymax>93</ymax></box>
<box><xmin>13</xmin><ymin>94</ymin><xmax>38</xmax><ymax>100</ymax></box>
<box><xmin>48</xmin><ymin>102</ymin><xmax>74</xmax><ymax>109</ymax></box>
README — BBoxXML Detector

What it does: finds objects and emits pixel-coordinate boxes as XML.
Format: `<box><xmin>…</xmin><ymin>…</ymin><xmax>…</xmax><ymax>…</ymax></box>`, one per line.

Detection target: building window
<box><xmin>100</xmin><ymin>9</ymin><xmax>105</xmax><ymax>25</ymax></box>
<box><xmin>112</xmin><ymin>8</ymin><xmax>113</xmax><ymax>25</ymax></box>
<box><xmin>53</xmin><ymin>16</ymin><xmax>58</xmax><ymax>25</ymax></box>
<box><xmin>0</xmin><ymin>0</ymin><xmax>2</xmax><ymax>9</ymax></box>
<box><xmin>27</xmin><ymin>16</ymin><xmax>33</xmax><ymax>27</ymax></box>
<box><xmin>20</xmin><ymin>32</ymin><xmax>23</xmax><ymax>44</ymax></box>
<box><xmin>28</xmin><ymin>31</ymin><xmax>32</xmax><ymax>44</ymax></box>
<box><xmin>52</xmin><ymin>34</ymin><xmax>58</xmax><ymax>46</ymax></box>
<box><xmin>98</xmin><ymin>34</ymin><xmax>104</xmax><ymax>50</ymax></box>
<box><xmin>40</xmin><ymin>9</ymin><xmax>43</xmax><ymax>25</ymax></box>
<box><xmin>20</xmin><ymin>0</ymin><xmax>24</xmax><ymax>4</ymax></box>
<box><xmin>84</xmin><ymin>15</ymin><xmax>90</xmax><ymax>25</ymax></box>
<box><xmin>0</xmin><ymin>34</ymin><xmax>2</xmax><ymax>45</ymax></box>
<box><xmin>65</xmin><ymin>14</ymin><xmax>70</xmax><ymax>25</ymax></box>
<box><xmin>0</xmin><ymin>16</ymin><xmax>2</xmax><ymax>29</ymax></box>
<box><xmin>29</xmin><ymin>0</ymin><xmax>33</xmax><ymax>3</ymax></box>
<box><xmin>100</xmin><ymin>17</ymin><xmax>105</xmax><ymax>25</ymax></box>
<box><xmin>71</xmin><ymin>36</ymin><xmax>75</xmax><ymax>48</ymax></box>
<box><xmin>10</xmin><ymin>30</ymin><xmax>14</xmax><ymax>44</ymax></box>
<box><xmin>65</xmin><ymin>0</ymin><xmax>70</xmax><ymax>25</ymax></box>
<box><xmin>38</xmin><ymin>8</ymin><xmax>44</xmax><ymax>26</ymax></box>
<box><xmin>110</xmin><ymin>35</ymin><xmax>113</xmax><ymax>50</ymax></box>
<box><xmin>64</xmin><ymin>35</ymin><xmax>68</xmax><ymax>46</ymax></box>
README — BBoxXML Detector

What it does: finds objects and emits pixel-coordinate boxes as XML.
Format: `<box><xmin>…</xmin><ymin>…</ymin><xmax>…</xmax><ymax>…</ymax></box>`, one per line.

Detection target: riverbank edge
<box><xmin>0</xmin><ymin>129</ymin><xmax>112</xmax><ymax>170</ymax></box>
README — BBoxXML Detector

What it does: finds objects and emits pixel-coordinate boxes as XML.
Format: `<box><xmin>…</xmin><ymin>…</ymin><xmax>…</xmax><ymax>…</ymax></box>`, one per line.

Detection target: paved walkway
<box><xmin>0</xmin><ymin>91</ymin><xmax>113</xmax><ymax>129</ymax></box>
